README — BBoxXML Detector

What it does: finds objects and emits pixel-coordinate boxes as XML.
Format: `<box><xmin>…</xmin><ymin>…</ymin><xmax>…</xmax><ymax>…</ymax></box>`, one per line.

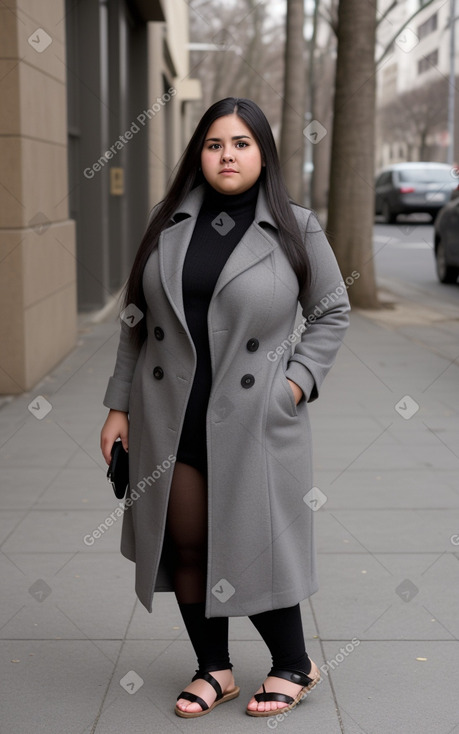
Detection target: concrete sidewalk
<box><xmin>1</xmin><ymin>291</ymin><xmax>459</xmax><ymax>734</ymax></box>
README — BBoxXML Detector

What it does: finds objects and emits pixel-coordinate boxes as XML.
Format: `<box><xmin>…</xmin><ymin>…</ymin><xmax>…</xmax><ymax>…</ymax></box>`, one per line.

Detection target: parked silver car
<box><xmin>375</xmin><ymin>162</ymin><xmax>457</xmax><ymax>223</ymax></box>
<box><xmin>434</xmin><ymin>185</ymin><xmax>459</xmax><ymax>283</ymax></box>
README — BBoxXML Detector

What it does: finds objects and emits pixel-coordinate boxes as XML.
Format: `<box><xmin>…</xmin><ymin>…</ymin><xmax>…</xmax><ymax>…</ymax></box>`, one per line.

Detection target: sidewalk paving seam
<box><xmin>309</xmin><ymin>597</ymin><xmax>346</xmax><ymax>734</ymax></box>
<box><xmin>87</xmin><ymin>600</ymin><xmax>137</xmax><ymax>734</ymax></box>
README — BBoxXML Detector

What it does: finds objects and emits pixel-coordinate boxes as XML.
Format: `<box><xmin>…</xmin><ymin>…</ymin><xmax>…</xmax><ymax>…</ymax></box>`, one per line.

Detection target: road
<box><xmin>373</xmin><ymin>217</ymin><xmax>459</xmax><ymax>315</ymax></box>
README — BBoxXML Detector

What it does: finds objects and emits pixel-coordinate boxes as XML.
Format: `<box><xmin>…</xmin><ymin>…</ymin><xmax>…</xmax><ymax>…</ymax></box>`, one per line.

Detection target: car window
<box><xmin>376</xmin><ymin>171</ymin><xmax>391</xmax><ymax>186</ymax></box>
<box><xmin>398</xmin><ymin>169</ymin><xmax>452</xmax><ymax>183</ymax></box>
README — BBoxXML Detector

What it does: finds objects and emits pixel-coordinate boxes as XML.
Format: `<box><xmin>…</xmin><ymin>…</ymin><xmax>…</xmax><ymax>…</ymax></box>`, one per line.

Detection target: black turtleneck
<box><xmin>176</xmin><ymin>177</ymin><xmax>260</xmax><ymax>475</ymax></box>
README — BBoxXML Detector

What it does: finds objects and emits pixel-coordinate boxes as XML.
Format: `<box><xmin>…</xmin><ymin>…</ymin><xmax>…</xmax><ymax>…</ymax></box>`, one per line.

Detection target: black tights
<box><xmin>165</xmin><ymin>461</ymin><xmax>311</xmax><ymax>675</ymax></box>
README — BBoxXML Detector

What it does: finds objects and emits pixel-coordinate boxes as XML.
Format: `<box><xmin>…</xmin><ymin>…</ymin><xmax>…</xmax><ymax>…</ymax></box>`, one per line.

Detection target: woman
<box><xmin>100</xmin><ymin>97</ymin><xmax>350</xmax><ymax>718</ymax></box>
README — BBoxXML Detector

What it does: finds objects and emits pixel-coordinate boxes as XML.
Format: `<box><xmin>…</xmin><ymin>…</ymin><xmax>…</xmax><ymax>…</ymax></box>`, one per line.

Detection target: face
<box><xmin>201</xmin><ymin>113</ymin><xmax>263</xmax><ymax>195</ymax></box>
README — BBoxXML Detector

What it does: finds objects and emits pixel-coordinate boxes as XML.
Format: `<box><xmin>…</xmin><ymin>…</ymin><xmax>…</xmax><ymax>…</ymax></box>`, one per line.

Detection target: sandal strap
<box><xmin>254</xmin><ymin>690</ymin><xmax>294</xmax><ymax>705</ymax></box>
<box><xmin>191</xmin><ymin>670</ymin><xmax>223</xmax><ymax>701</ymax></box>
<box><xmin>268</xmin><ymin>667</ymin><xmax>314</xmax><ymax>687</ymax></box>
<box><xmin>176</xmin><ymin>690</ymin><xmax>209</xmax><ymax>711</ymax></box>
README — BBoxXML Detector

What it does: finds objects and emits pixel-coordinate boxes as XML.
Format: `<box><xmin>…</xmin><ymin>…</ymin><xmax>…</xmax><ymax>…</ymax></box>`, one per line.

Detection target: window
<box><xmin>418</xmin><ymin>49</ymin><xmax>438</xmax><ymax>74</ymax></box>
<box><xmin>418</xmin><ymin>13</ymin><xmax>438</xmax><ymax>39</ymax></box>
<box><xmin>376</xmin><ymin>171</ymin><xmax>392</xmax><ymax>186</ymax></box>
<box><xmin>398</xmin><ymin>168</ymin><xmax>451</xmax><ymax>184</ymax></box>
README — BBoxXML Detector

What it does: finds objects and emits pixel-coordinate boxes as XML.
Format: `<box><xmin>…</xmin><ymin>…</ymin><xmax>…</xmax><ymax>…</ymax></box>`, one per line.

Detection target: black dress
<box><xmin>176</xmin><ymin>178</ymin><xmax>260</xmax><ymax>477</ymax></box>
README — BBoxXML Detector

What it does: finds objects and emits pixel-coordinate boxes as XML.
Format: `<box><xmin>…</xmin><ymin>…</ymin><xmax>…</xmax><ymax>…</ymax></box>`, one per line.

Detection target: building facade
<box><xmin>376</xmin><ymin>0</ymin><xmax>459</xmax><ymax>167</ymax></box>
<box><xmin>0</xmin><ymin>0</ymin><xmax>200</xmax><ymax>394</ymax></box>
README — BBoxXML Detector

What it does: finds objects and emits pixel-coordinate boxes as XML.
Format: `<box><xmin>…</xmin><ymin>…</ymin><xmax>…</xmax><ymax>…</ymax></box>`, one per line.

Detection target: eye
<box><xmin>207</xmin><ymin>143</ymin><xmax>221</xmax><ymax>150</ymax></box>
<box><xmin>236</xmin><ymin>141</ymin><xmax>248</xmax><ymax>148</ymax></box>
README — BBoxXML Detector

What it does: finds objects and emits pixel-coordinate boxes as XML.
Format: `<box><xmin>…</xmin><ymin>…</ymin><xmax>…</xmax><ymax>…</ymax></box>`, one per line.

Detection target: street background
<box><xmin>1</xmin><ymin>221</ymin><xmax>459</xmax><ymax>734</ymax></box>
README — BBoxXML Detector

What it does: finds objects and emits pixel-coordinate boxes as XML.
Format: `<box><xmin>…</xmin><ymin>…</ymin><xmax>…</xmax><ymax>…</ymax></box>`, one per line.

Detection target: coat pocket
<box><xmin>278</xmin><ymin>362</ymin><xmax>299</xmax><ymax>418</ymax></box>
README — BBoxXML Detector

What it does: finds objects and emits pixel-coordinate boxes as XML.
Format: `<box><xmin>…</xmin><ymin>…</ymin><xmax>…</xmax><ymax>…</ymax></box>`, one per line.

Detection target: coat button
<box><xmin>241</xmin><ymin>373</ymin><xmax>255</xmax><ymax>388</ymax></box>
<box><xmin>154</xmin><ymin>326</ymin><xmax>164</xmax><ymax>340</ymax></box>
<box><xmin>153</xmin><ymin>366</ymin><xmax>164</xmax><ymax>379</ymax></box>
<box><xmin>246</xmin><ymin>338</ymin><xmax>259</xmax><ymax>352</ymax></box>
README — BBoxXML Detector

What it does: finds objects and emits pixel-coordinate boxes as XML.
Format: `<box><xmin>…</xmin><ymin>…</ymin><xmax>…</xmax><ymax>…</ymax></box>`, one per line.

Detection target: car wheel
<box><xmin>382</xmin><ymin>201</ymin><xmax>396</xmax><ymax>224</ymax></box>
<box><xmin>435</xmin><ymin>240</ymin><xmax>459</xmax><ymax>283</ymax></box>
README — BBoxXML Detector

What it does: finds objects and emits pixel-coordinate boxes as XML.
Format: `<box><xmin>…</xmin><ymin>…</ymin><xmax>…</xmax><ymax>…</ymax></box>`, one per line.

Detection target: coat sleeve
<box><xmin>284</xmin><ymin>209</ymin><xmax>351</xmax><ymax>403</ymax></box>
<box><xmin>102</xmin><ymin>318</ymin><xmax>142</xmax><ymax>413</ymax></box>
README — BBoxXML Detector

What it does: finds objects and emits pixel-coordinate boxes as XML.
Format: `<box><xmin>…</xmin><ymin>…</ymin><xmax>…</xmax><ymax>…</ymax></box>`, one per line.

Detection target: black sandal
<box><xmin>246</xmin><ymin>664</ymin><xmax>320</xmax><ymax>717</ymax></box>
<box><xmin>175</xmin><ymin>669</ymin><xmax>240</xmax><ymax>718</ymax></box>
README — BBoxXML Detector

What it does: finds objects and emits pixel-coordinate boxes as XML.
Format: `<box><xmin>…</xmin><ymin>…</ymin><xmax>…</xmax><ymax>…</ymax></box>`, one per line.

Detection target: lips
<box><xmin>219</xmin><ymin>168</ymin><xmax>238</xmax><ymax>174</ymax></box>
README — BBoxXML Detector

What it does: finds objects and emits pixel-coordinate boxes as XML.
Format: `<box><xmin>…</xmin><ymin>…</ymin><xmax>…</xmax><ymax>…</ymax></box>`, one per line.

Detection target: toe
<box><xmin>247</xmin><ymin>694</ymin><xmax>266</xmax><ymax>713</ymax></box>
<box><xmin>177</xmin><ymin>698</ymin><xmax>201</xmax><ymax>713</ymax></box>
<box><xmin>246</xmin><ymin>697</ymin><xmax>258</xmax><ymax>711</ymax></box>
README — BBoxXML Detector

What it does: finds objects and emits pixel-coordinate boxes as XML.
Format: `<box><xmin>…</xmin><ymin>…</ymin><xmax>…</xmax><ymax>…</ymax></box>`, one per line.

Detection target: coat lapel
<box><xmin>158</xmin><ymin>186</ymin><xmax>204</xmax><ymax>329</ymax></box>
<box><xmin>158</xmin><ymin>181</ymin><xmax>278</xmax><ymax>328</ymax></box>
<box><xmin>210</xmin><ymin>167</ymin><xmax>280</xmax><ymax>301</ymax></box>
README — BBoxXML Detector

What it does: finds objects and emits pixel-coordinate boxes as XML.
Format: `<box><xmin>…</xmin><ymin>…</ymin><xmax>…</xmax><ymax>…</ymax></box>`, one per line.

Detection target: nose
<box><xmin>221</xmin><ymin>148</ymin><xmax>234</xmax><ymax>162</ymax></box>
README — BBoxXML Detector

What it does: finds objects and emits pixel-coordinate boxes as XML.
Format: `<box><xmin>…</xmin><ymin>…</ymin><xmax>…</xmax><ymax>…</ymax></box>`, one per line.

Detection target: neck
<box><xmin>203</xmin><ymin>177</ymin><xmax>261</xmax><ymax>211</ymax></box>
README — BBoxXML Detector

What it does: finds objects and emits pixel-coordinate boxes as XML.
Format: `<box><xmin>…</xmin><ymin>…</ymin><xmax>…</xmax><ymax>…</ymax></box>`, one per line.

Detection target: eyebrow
<box><xmin>204</xmin><ymin>135</ymin><xmax>252</xmax><ymax>142</ymax></box>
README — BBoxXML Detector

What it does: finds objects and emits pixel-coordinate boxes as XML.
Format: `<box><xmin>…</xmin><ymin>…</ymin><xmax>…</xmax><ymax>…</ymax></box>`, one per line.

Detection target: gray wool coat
<box><xmin>103</xmin><ymin>181</ymin><xmax>350</xmax><ymax>618</ymax></box>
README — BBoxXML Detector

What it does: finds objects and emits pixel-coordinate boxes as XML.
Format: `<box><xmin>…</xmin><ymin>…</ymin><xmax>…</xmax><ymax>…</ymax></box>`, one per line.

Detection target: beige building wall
<box><xmin>0</xmin><ymin>1</ymin><xmax>201</xmax><ymax>395</ymax></box>
<box><xmin>148</xmin><ymin>22</ymin><xmax>168</xmax><ymax>207</ymax></box>
<box><xmin>147</xmin><ymin>7</ymin><xmax>202</xmax><ymax>211</ymax></box>
<box><xmin>0</xmin><ymin>1</ymin><xmax>77</xmax><ymax>394</ymax></box>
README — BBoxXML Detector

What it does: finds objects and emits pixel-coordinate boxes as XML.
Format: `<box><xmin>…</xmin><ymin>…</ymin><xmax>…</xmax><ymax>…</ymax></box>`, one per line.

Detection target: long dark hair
<box><xmin>123</xmin><ymin>97</ymin><xmax>311</xmax><ymax>347</ymax></box>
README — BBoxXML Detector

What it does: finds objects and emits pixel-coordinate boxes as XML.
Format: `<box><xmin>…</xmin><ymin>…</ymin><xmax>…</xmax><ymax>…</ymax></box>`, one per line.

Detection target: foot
<box><xmin>176</xmin><ymin>668</ymin><xmax>235</xmax><ymax>714</ymax></box>
<box><xmin>246</xmin><ymin>660</ymin><xmax>320</xmax><ymax>714</ymax></box>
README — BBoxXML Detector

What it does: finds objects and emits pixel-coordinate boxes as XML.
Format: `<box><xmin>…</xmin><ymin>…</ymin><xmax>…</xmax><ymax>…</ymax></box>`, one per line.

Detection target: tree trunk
<box><xmin>279</xmin><ymin>0</ymin><xmax>306</xmax><ymax>203</ymax></box>
<box><xmin>326</xmin><ymin>0</ymin><xmax>379</xmax><ymax>308</ymax></box>
<box><xmin>307</xmin><ymin>0</ymin><xmax>319</xmax><ymax>208</ymax></box>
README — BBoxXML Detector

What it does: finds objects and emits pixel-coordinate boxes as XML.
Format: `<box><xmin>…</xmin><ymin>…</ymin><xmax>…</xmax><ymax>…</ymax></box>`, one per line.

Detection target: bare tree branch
<box><xmin>376</xmin><ymin>0</ymin><xmax>398</xmax><ymax>28</ymax></box>
<box><xmin>376</xmin><ymin>0</ymin><xmax>438</xmax><ymax>66</ymax></box>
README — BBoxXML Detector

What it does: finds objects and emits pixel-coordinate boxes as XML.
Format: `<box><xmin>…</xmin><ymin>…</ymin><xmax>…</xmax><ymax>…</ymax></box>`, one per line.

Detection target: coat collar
<box><xmin>169</xmin><ymin>179</ymin><xmax>278</xmax><ymax>230</ymax></box>
<box><xmin>157</xmin><ymin>179</ymin><xmax>278</xmax><ymax>331</ymax></box>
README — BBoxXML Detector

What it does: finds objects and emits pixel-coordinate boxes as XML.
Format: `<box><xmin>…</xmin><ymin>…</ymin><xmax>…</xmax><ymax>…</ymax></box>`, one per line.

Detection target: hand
<box><xmin>286</xmin><ymin>379</ymin><xmax>303</xmax><ymax>405</ymax></box>
<box><xmin>100</xmin><ymin>409</ymin><xmax>129</xmax><ymax>465</ymax></box>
